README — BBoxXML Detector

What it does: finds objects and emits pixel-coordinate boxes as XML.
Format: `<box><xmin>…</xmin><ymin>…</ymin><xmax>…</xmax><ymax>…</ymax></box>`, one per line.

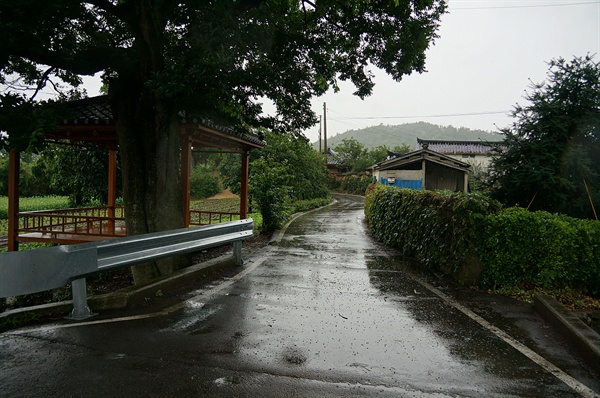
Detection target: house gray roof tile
<box><xmin>417</xmin><ymin>138</ymin><xmax>502</xmax><ymax>155</ymax></box>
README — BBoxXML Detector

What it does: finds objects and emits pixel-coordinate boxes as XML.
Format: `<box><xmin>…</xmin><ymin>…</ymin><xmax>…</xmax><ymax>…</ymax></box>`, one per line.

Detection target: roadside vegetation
<box><xmin>325</xmin><ymin>138</ymin><xmax>411</xmax><ymax>196</ymax></box>
<box><xmin>365</xmin><ymin>185</ymin><xmax>600</xmax><ymax>310</ymax></box>
<box><xmin>363</xmin><ymin>56</ymin><xmax>600</xmax><ymax>311</ymax></box>
<box><xmin>2</xmin><ymin>55</ymin><xmax>598</xmax><ymax>316</ymax></box>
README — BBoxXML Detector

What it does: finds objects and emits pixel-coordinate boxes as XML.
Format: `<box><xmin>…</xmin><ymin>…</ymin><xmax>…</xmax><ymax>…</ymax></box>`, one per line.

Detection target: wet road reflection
<box><xmin>173</xmin><ymin>195</ymin><xmax>583</xmax><ymax>397</ymax></box>
<box><xmin>2</xmin><ymin>194</ymin><xmax>594</xmax><ymax>397</ymax></box>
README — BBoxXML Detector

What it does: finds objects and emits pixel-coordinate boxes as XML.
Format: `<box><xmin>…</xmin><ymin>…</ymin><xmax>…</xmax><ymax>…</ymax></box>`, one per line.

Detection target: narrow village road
<box><xmin>1</xmin><ymin>194</ymin><xmax>598</xmax><ymax>397</ymax></box>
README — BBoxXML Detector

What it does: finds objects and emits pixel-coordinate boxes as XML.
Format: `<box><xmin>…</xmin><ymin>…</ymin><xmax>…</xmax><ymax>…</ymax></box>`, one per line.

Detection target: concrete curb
<box><xmin>0</xmin><ymin>254</ymin><xmax>237</xmax><ymax>330</ymax></box>
<box><xmin>533</xmin><ymin>294</ymin><xmax>600</xmax><ymax>373</ymax></box>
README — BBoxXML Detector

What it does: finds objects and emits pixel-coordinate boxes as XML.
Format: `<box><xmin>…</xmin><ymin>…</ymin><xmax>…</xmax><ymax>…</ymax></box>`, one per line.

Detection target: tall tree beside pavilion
<box><xmin>0</xmin><ymin>0</ymin><xmax>447</xmax><ymax>284</ymax></box>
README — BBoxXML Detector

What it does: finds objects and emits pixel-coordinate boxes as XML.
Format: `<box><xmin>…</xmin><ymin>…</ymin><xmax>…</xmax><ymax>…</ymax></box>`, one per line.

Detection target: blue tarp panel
<box><xmin>380</xmin><ymin>177</ymin><xmax>422</xmax><ymax>190</ymax></box>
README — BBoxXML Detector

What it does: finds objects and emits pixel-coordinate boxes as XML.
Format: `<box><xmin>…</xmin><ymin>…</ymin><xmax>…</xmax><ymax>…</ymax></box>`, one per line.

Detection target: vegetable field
<box><xmin>190</xmin><ymin>197</ymin><xmax>240</xmax><ymax>213</ymax></box>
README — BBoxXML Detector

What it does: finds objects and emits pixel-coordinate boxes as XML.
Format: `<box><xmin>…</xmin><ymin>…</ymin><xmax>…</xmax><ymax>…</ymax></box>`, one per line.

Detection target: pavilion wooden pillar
<box><xmin>240</xmin><ymin>149</ymin><xmax>249</xmax><ymax>219</ymax></box>
<box><xmin>181</xmin><ymin>137</ymin><xmax>192</xmax><ymax>227</ymax></box>
<box><xmin>107</xmin><ymin>148</ymin><xmax>117</xmax><ymax>233</ymax></box>
<box><xmin>7</xmin><ymin>150</ymin><xmax>20</xmax><ymax>252</ymax></box>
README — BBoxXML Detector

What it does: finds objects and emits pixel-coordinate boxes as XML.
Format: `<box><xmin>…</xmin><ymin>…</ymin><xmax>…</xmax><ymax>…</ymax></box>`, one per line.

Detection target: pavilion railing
<box><xmin>16</xmin><ymin>207</ymin><xmax>241</xmax><ymax>239</ymax></box>
<box><xmin>18</xmin><ymin>206</ymin><xmax>126</xmax><ymax>239</ymax></box>
<box><xmin>189</xmin><ymin>210</ymin><xmax>241</xmax><ymax>226</ymax></box>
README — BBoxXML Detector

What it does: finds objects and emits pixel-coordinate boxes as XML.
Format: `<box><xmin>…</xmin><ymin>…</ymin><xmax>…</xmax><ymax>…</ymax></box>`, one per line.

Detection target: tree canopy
<box><xmin>0</xmin><ymin>0</ymin><xmax>447</xmax><ymax>283</ymax></box>
<box><xmin>332</xmin><ymin>137</ymin><xmax>411</xmax><ymax>172</ymax></box>
<box><xmin>220</xmin><ymin>129</ymin><xmax>329</xmax><ymax>229</ymax></box>
<box><xmin>487</xmin><ymin>55</ymin><xmax>600</xmax><ymax>219</ymax></box>
<box><xmin>1</xmin><ymin>1</ymin><xmax>446</xmax><ymax>137</ymax></box>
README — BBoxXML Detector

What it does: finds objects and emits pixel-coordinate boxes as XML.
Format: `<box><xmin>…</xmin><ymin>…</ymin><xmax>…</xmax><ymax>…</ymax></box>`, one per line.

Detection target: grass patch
<box><xmin>0</xmin><ymin>196</ymin><xmax>70</xmax><ymax>220</ymax></box>
<box><xmin>0</xmin><ymin>196</ymin><xmax>70</xmax><ymax>235</ymax></box>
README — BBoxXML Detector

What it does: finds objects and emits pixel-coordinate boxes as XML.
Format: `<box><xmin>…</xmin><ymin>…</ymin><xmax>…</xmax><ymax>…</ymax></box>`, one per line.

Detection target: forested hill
<box><xmin>314</xmin><ymin>122</ymin><xmax>503</xmax><ymax>150</ymax></box>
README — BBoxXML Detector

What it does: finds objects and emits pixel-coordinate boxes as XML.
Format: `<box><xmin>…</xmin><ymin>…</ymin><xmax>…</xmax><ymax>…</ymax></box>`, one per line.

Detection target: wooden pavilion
<box><xmin>6</xmin><ymin>96</ymin><xmax>265</xmax><ymax>251</ymax></box>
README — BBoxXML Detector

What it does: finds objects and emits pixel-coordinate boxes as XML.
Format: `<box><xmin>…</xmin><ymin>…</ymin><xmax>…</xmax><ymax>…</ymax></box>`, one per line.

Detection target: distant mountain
<box><xmin>313</xmin><ymin>122</ymin><xmax>503</xmax><ymax>150</ymax></box>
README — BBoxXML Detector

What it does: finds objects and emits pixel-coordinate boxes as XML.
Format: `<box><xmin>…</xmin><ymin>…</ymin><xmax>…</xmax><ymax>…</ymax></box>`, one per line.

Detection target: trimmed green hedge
<box><xmin>364</xmin><ymin>184</ymin><xmax>600</xmax><ymax>296</ymax></box>
<box><xmin>479</xmin><ymin>208</ymin><xmax>600</xmax><ymax>295</ymax></box>
<box><xmin>365</xmin><ymin>184</ymin><xmax>500</xmax><ymax>280</ymax></box>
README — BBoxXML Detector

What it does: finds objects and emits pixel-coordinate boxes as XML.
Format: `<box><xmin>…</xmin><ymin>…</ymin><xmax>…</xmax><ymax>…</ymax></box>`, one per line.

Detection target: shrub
<box><xmin>365</xmin><ymin>184</ymin><xmax>600</xmax><ymax>296</ymax></box>
<box><xmin>479</xmin><ymin>209</ymin><xmax>600</xmax><ymax>294</ymax></box>
<box><xmin>365</xmin><ymin>185</ymin><xmax>501</xmax><ymax>280</ymax></box>
<box><xmin>190</xmin><ymin>166</ymin><xmax>220</xmax><ymax>199</ymax></box>
<box><xmin>329</xmin><ymin>173</ymin><xmax>373</xmax><ymax>196</ymax></box>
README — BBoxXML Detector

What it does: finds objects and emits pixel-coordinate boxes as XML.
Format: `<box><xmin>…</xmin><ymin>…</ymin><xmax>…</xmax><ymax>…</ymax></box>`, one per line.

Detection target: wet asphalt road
<box><xmin>1</xmin><ymin>195</ymin><xmax>598</xmax><ymax>397</ymax></box>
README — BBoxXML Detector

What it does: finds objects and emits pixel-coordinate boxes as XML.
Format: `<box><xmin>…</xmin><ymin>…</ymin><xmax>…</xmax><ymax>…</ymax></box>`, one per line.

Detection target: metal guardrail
<box><xmin>0</xmin><ymin>219</ymin><xmax>254</xmax><ymax>320</ymax></box>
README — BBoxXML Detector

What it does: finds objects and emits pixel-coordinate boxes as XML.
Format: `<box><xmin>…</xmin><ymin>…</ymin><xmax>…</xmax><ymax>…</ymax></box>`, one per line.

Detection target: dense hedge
<box><xmin>364</xmin><ymin>184</ymin><xmax>600</xmax><ymax>296</ymax></box>
<box><xmin>479</xmin><ymin>208</ymin><xmax>600</xmax><ymax>295</ymax></box>
<box><xmin>365</xmin><ymin>184</ymin><xmax>500</xmax><ymax>280</ymax></box>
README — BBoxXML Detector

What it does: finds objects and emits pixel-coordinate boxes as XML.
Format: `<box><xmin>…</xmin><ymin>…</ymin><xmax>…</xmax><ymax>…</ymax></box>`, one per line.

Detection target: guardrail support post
<box><xmin>233</xmin><ymin>241</ymin><xmax>243</xmax><ymax>265</ymax></box>
<box><xmin>66</xmin><ymin>278</ymin><xmax>96</xmax><ymax>320</ymax></box>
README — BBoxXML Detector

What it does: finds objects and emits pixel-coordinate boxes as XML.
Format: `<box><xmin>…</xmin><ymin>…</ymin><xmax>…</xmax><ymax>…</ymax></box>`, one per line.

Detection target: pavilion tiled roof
<box><xmin>63</xmin><ymin>96</ymin><xmax>113</xmax><ymax>125</ymax></box>
<box><xmin>61</xmin><ymin>95</ymin><xmax>266</xmax><ymax>147</ymax></box>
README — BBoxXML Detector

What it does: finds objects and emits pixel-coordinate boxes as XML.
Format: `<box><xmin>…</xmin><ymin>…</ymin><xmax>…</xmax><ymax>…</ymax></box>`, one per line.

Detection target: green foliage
<box><xmin>479</xmin><ymin>208</ymin><xmax>600</xmax><ymax>295</ymax></box>
<box><xmin>488</xmin><ymin>55</ymin><xmax>600</xmax><ymax>219</ymax></box>
<box><xmin>189</xmin><ymin>165</ymin><xmax>220</xmax><ymax>199</ymax></box>
<box><xmin>222</xmin><ymin>130</ymin><xmax>330</xmax><ymax>230</ymax></box>
<box><xmin>0</xmin><ymin>195</ymin><xmax>69</xmax><ymax>220</ymax></box>
<box><xmin>249</xmin><ymin>157</ymin><xmax>292</xmax><ymax>231</ymax></box>
<box><xmin>289</xmin><ymin>197</ymin><xmax>333</xmax><ymax>213</ymax></box>
<box><xmin>365</xmin><ymin>184</ymin><xmax>600</xmax><ymax>296</ymax></box>
<box><xmin>331</xmin><ymin>139</ymin><xmax>411</xmax><ymax>172</ymax></box>
<box><xmin>0</xmin><ymin>95</ymin><xmax>66</xmax><ymax>153</ymax></box>
<box><xmin>38</xmin><ymin>144</ymin><xmax>123</xmax><ymax>207</ymax></box>
<box><xmin>365</xmin><ymin>185</ymin><xmax>501</xmax><ymax>276</ymax></box>
<box><xmin>0</xmin><ymin>151</ymin><xmax>58</xmax><ymax>197</ymax></box>
<box><xmin>331</xmin><ymin>138</ymin><xmax>368</xmax><ymax>171</ymax></box>
<box><xmin>329</xmin><ymin>174</ymin><xmax>374</xmax><ymax>195</ymax></box>
<box><xmin>1</xmin><ymin>1</ymin><xmax>447</xmax><ymax>148</ymax></box>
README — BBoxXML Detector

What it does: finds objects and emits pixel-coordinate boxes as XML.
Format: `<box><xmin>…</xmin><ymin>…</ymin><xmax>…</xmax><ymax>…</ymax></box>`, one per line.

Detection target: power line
<box><xmin>452</xmin><ymin>1</ymin><xmax>599</xmax><ymax>10</ymax></box>
<box><xmin>327</xmin><ymin>110</ymin><xmax>511</xmax><ymax>121</ymax></box>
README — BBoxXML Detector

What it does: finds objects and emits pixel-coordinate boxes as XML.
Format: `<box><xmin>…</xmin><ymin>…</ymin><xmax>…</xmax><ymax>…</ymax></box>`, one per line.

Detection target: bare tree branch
<box><xmin>29</xmin><ymin>66</ymin><xmax>55</xmax><ymax>102</ymax></box>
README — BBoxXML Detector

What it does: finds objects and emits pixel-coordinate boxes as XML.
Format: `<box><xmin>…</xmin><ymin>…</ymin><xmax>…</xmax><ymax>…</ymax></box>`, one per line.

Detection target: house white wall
<box><xmin>445</xmin><ymin>154</ymin><xmax>493</xmax><ymax>171</ymax></box>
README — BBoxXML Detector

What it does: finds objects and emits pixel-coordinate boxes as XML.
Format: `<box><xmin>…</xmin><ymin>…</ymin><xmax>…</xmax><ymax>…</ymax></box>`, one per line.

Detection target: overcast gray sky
<box><xmin>79</xmin><ymin>1</ymin><xmax>599</xmax><ymax>143</ymax></box>
<box><xmin>303</xmin><ymin>0</ymin><xmax>600</xmax><ymax>143</ymax></box>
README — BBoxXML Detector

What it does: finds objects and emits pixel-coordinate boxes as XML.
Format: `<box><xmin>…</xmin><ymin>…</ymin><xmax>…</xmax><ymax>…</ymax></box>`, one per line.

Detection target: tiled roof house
<box><xmin>416</xmin><ymin>138</ymin><xmax>503</xmax><ymax>170</ymax></box>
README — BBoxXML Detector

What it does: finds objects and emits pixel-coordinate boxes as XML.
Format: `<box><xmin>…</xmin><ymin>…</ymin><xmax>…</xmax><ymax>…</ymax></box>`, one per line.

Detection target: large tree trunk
<box><xmin>107</xmin><ymin>2</ymin><xmax>190</xmax><ymax>285</ymax></box>
<box><xmin>110</xmin><ymin>80</ymin><xmax>190</xmax><ymax>285</ymax></box>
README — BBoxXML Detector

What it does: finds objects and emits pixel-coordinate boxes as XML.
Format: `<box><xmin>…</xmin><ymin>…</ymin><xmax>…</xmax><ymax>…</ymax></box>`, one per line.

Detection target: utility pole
<box><xmin>323</xmin><ymin>102</ymin><xmax>327</xmax><ymax>158</ymax></box>
<box><xmin>318</xmin><ymin>115</ymin><xmax>322</xmax><ymax>154</ymax></box>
